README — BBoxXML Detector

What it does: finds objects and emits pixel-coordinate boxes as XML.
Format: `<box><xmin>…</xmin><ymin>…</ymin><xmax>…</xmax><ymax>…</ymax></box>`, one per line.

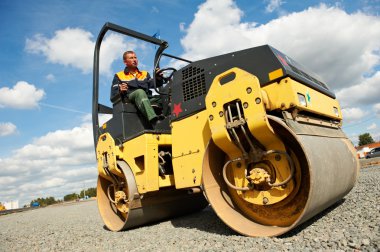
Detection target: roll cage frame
<box><xmin>92</xmin><ymin>22</ymin><xmax>190</xmax><ymax>148</ymax></box>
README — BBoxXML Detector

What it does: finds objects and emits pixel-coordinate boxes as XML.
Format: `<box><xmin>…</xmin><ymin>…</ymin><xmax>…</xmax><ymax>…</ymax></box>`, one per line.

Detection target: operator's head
<box><xmin>123</xmin><ymin>51</ymin><xmax>138</xmax><ymax>69</ymax></box>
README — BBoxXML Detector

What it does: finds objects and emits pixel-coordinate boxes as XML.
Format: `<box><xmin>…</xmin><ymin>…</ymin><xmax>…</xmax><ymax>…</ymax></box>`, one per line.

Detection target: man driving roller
<box><xmin>110</xmin><ymin>50</ymin><xmax>164</xmax><ymax>127</ymax></box>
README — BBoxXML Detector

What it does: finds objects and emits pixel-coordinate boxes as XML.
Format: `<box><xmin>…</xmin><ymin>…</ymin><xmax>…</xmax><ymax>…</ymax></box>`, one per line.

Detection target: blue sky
<box><xmin>1</xmin><ymin>0</ymin><xmax>379</xmax><ymax>207</ymax></box>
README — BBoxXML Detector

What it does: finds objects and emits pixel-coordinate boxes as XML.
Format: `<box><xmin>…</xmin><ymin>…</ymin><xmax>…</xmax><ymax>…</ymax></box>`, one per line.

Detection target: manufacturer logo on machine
<box><xmin>276</xmin><ymin>53</ymin><xmax>288</xmax><ymax>66</ymax></box>
<box><xmin>306</xmin><ymin>90</ymin><xmax>311</xmax><ymax>104</ymax></box>
<box><xmin>173</xmin><ymin>103</ymin><xmax>183</xmax><ymax>117</ymax></box>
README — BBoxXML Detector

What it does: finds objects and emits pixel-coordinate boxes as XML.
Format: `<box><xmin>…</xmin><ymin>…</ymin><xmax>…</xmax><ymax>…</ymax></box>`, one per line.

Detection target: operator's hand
<box><xmin>119</xmin><ymin>82</ymin><xmax>128</xmax><ymax>93</ymax></box>
<box><xmin>155</xmin><ymin>68</ymin><xmax>163</xmax><ymax>80</ymax></box>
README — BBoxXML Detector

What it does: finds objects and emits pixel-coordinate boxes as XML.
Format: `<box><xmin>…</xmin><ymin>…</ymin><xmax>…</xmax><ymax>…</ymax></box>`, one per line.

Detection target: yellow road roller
<box><xmin>92</xmin><ymin>23</ymin><xmax>359</xmax><ymax>237</ymax></box>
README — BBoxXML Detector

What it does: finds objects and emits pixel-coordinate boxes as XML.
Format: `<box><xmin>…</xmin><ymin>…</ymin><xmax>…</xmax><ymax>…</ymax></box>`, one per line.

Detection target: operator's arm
<box><xmin>110</xmin><ymin>74</ymin><xmax>127</xmax><ymax>103</ymax></box>
<box><xmin>147</xmin><ymin>69</ymin><xmax>164</xmax><ymax>89</ymax></box>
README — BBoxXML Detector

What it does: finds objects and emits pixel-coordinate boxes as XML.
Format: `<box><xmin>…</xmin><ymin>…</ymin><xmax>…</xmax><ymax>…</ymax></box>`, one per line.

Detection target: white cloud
<box><xmin>180</xmin><ymin>1</ymin><xmax>380</xmax><ymax>92</ymax></box>
<box><xmin>81</xmin><ymin>112</ymin><xmax>111</xmax><ymax>128</ymax></box>
<box><xmin>34</xmin><ymin>124</ymin><xmax>93</xmax><ymax>150</ymax></box>
<box><xmin>19</xmin><ymin>178</ymin><xmax>66</xmax><ymax>191</ymax></box>
<box><xmin>45</xmin><ymin>73</ymin><xmax>56</xmax><ymax>82</ymax></box>
<box><xmin>367</xmin><ymin>123</ymin><xmax>377</xmax><ymax>130</ymax></box>
<box><xmin>99</xmin><ymin>33</ymin><xmax>136</xmax><ymax>75</ymax></box>
<box><xmin>81</xmin><ymin>113</ymin><xmax>92</xmax><ymax>123</ymax></box>
<box><xmin>15</xmin><ymin>144</ymin><xmax>71</xmax><ymax>159</ymax></box>
<box><xmin>26</xmin><ymin>28</ymin><xmax>94</xmax><ymax>72</ymax></box>
<box><xmin>181</xmin><ymin>0</ymin><xmax>245</xmax><ymax>59</ymax></box>
<box><xmin>0</xmin><ymin>122</ymin><xmax>17</xmax><ymax>137</ymax></box>
<box><xmin>179</xmin><ymin>0</ymin><xmax>380</xmax><ymax>130</ymax></box>
<box><xmin>374</xmin><ymin>103</ymin><xmax>380</xmax><ymax>115</ymax></box>
<box><xmin>0</xmin><ymin>176</ymin><xmax>17</xmax><ymax>186</ymax></box>
<box><xmin>336</xmin><ymin>71</ymin><xmax>380</xmax><ymax>107</ymax></box>
<box><xmin>99</xmin><ymin>114</ymin><xmax>113</xmax><ymax>126</ymax></box>
<box><xmin>265</xmin><ymin>0</ymin><xmax>284</xmax><ymax>13</ymax></box>
<box><xmin>179</xmin><ymin>22</ymin><xmax>186</xmax><ymax>32</ymax></box>
<box><xmin>341</xmin><ymin>107</ymin><xmax>368</xmax><ymax>124</ymax></box>
<box><xmin>0</xmin><ymin>81</ymin><xmax>45</xmax><ymax>109</ymax></box>
<box><xmin>0</xmin><ymin>116</ymin><xmax>97</xmax><ymax>206</ymax></box>
<box><xmin>25</xmin><ymin>28</ymin><xmax>133</xmax><ymax>75</ymax></box>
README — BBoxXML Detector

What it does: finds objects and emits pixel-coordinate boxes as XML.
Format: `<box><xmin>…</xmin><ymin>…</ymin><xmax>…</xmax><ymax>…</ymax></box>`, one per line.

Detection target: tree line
<box><xmin>63</xmin><ymin>187</ymin><xmax>97</xmax><ymax>201</ymax></box>
<box><xmin>29</xmin><ymin>187</ymin><xmax>97</xmax><ymax>207</ymax></box>
<box><xmin>358</xmin><ymin>133</ymin><xmax>376</xmax><ymax>146</ymax></box>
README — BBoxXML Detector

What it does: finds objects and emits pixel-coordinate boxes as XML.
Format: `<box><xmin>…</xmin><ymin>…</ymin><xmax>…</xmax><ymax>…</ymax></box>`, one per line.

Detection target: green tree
<box><xmin>45</xmin><ymin>196</ymin><xmax>56</xmax><ymax>205</ymax></box>
<box><xmin>64</xmin><ymin>193</ymin><xmax>79</xmax><ymax>201</ymax></box>
<box><xmin>86</xmin><ymin>187</ymin><xmax>96</xmax><ymax>197</ymax></box>
<box><xmin>30</xmin><ymin>196</ymin><xmax>57</xmax><ymax>207</ymax></box>
<box><xmin>358</xmin><ymin>133</ymin><xmax>374</xmax><ymax>146</ymax></box>
<box><xmin>79</xmin><ymin>187</ymin><xmax>97</xmax><ymax>198</ymax></box>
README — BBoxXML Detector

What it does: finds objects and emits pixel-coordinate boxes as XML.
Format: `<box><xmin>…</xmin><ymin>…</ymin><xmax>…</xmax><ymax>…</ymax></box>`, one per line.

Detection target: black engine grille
<box><xmin>181</xmin><ymin>66</ymin><xmax>206</xmax><ymax>101</ymax></box>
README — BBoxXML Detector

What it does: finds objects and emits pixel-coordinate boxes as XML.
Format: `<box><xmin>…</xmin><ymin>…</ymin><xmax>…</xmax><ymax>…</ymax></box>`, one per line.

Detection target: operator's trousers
<box><xmin>128</xmin><ymin>89</ymin><xmax>161</xmax><ymax>122</ymax></box>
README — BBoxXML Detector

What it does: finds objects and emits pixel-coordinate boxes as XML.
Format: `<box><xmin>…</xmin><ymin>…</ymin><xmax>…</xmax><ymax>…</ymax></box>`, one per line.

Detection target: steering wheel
<box><xmin>156</xmin><ymin>67</ymin><xmax>177</xmax><ymax>82</ymax></box>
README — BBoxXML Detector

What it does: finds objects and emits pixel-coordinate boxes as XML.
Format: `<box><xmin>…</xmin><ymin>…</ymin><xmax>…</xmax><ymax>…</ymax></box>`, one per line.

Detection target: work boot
<box><xmin>150</xmin><ymin>115</ymin><xmax>165</xmax><ymax>128</ymax></box>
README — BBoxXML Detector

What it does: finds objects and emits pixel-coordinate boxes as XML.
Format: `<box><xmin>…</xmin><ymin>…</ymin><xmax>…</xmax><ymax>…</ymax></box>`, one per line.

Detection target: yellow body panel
<box><xmin>171</xmin><ymin>111</ymin><xmax>211</xmax><ymax>188</ymax></box>
<box><xmin>121</xmin><ymin>133</ymin><xmax>173</xmax><ymax>193</ymax></box>
<box><xmin>96</xmin><ymin>133</ymin><xmax>122</xmax><ymax>180</ymax></box>
<box><xmin>97</xmin><ymin>133</ymin><xmax>174</xmax><ymax>194</ymax></box>
<box><xmin>263</xmin><ymin>77</ymin><xmax>342</xmax><ymax>120</ymax></box>
<box><xmin>205</xmin><ymin>68</ymin><xmax>293</xmax><ymax>205</ymax></box>
<box><xmin>206</xmin><ymin>68</ymin><xmax>284</xmax><ymax>152</ymax></box>
<box><xmin>159</xmin><ymin>175</ymin><xmax>175</xmax><ymax>187</ymax></box>
<box><xmin>268</xmin><ymin>68</ymin><xmax>284</xmax><ymax>81</ymax></box>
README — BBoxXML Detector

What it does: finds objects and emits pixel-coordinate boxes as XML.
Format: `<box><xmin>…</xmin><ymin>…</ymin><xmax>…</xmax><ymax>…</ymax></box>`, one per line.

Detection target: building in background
<box><xmin>4</xmin><ymin>200</ymin><xmax>19</xmax><ymax>210</ymax></box>
<box><xmin>356</xmin><ymin>142</ymin><xmax>380</xmax><ymax>159</ymax></box>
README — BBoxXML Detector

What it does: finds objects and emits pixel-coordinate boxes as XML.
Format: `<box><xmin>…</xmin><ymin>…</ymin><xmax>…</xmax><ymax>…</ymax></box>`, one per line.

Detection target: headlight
<box><xmin>333</xmin><ymin>107</ymin><xmax>339</xmax><ymax>117</ymax></box>
<box><xmin>297</xmin><ymin>93</ymin><xmax>307</xmax><ymax>107</ymax></box>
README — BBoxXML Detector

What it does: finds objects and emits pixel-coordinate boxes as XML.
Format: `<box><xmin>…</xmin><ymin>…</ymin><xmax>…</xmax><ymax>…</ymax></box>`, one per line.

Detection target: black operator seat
<box><xmin>111</xmin><ymin>93</ymin><xmax>138</xmax><ymax>114</ymax></box>
<box><xmin>109</xmin><ymin>91</ymin><xmax>170</xmax><ymax>140</ymax></box>
<box><xmin>105</xmin><ymin>92</ymin><xmax>150</xmax><ymax>142</ymax></box>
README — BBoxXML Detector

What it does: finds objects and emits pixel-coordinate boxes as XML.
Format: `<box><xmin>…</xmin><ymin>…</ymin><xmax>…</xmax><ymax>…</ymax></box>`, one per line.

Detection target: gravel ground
<box><xmin>1</xmin><ymin>167</ymin><xmax>379</xmax><ymax>252</ymax></box>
